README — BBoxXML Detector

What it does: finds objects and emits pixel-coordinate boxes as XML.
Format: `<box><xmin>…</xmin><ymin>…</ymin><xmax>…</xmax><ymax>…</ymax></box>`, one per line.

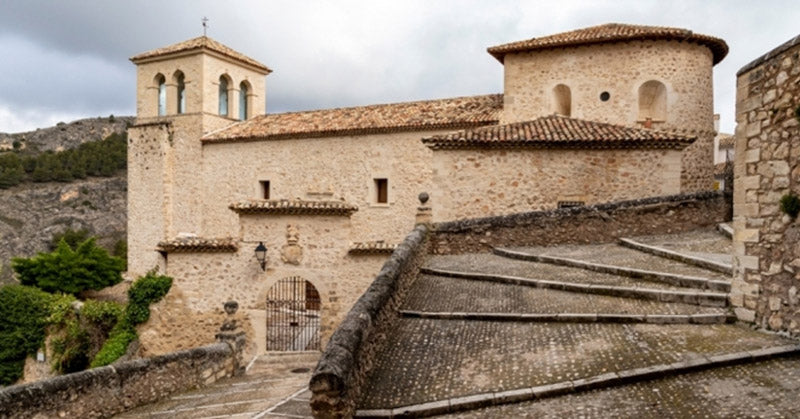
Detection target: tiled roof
<box><xmin>488</xmin><ymin>23</ymin><xmax>728</xmax><ymax>65</ymax></box>
<box><xmin>157</xmin><ymin>237</ymin><xmax>238</xmax><ymax>253</ymax></box>
<box><xmin>202</xmin><ymin>94</ymin><xmax>502</xmax><ymax>143</ymax></box>
<box><xmin>349</xmin><ymin>241</ymin><xmax>398</xmax><ymax>255</ymax></box>
<box><xmin>130</xmin><ymin>36</ymin><xmax>270</xmax><ymax>73</ymax></box>
<box><xmin>422</xmin><ymin>114</ymin><xmax>696</xmax><ymax>150</ymax></box>
<box><xmin>229</xmin><ymin>199</ymin><xmax>358</xmax><ymax>216</ymax></box>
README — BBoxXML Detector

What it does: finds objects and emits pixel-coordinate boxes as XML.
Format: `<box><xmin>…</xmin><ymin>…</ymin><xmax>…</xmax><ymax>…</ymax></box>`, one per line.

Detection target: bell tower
<box><xmin>127</xmin><ymin>36</ymin><xmax>270</xmax><ymax>276</ymax></box>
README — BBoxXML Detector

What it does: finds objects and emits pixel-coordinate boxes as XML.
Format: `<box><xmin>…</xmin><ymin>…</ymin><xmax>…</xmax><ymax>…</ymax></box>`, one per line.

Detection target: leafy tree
<box><xmin>12</xmin><ymin>238</ymin><xmax>125</xmax><ymax>295</ymax></box>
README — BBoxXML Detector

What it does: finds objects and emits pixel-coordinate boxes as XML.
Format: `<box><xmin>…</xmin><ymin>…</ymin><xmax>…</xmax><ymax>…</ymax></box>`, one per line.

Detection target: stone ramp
<box><xmin>439</xmin><ymin>355</ymin><xmax>800</xmax><ymax>418</ymax></box>
<box><xmin>403</xmin><ymin>274</ymin><xmax>726</xmax><ymax>317</ymax></box>
<box><xmin>356</xmin><ymin>321</ymin><xmax>797</xmax><ymax>410</ymax></box>
<box><xmin>115</xmin><ymin>352</ymin><xmax>318</xmax><ymax>419</ymax></box>
<box><xmin>355</xmin><ymin>227</ymin><xmax>800</xmax><ymax>416</ymax></box>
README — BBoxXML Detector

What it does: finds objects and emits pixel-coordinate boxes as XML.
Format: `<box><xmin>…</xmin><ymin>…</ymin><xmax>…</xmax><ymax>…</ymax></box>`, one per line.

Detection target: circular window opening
<box><xmin>600</xmin><ymin>92</ymin><xmax>610</xmax><ymax>102</ymax></box>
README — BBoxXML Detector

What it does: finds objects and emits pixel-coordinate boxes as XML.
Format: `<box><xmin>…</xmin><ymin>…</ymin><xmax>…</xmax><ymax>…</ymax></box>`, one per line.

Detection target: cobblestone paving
<box><xmin>357</xmin><ymin>320</ymin><xmax>793</xmax><ymax>409</ymax></box>
<box><xmin>115</xmin><ymin>352</ymin><xmax>318</xmax><ymax>418</ymax></box>
<box><xmin>426</xmin><ymin>253</ymin><xmax>702</xmax><ymax>291</ymax></box>
<box><xmin>513</xmin><ymin>243</ymin><xmax>730</xmax><ymax>280</ymax></box>
<box><xmin>441</xmin><ymin>355</ymin><xmax>800</xmax><ymax>418</ymax></box>
<box><xmin>403</xmin><ymin>275</ymin><xmax>724</xmax><ymax>315</ymax></box>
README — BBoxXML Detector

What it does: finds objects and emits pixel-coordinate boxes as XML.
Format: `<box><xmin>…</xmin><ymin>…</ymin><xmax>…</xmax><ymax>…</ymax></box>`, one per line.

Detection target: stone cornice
<box><xmin>229</xmin><ymin>199</ymin><xmax>359</xmax><ymax>216</ymax></box>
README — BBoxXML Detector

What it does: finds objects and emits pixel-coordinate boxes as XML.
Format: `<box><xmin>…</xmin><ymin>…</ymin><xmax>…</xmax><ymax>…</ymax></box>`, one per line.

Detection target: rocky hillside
<box><xmin>0</xmin><ymin>117</ymin><xmax>131</xmax><ymax>283</ymax></box>
<box><xmin>0</xmin><ymin>116</ymin><xmax>133</xmax><ymax>154</ymax></box>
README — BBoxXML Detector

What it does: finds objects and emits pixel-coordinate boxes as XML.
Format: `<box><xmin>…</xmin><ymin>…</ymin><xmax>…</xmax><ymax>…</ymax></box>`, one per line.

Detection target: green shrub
<box><xmin>47</xmin><ymin>295</ymin><xmax>90</xmax><ymax>373</ymax></box>
<box><xmin>12</xmin><ymin>238</ymin><xmax>125</xmax><ymax>295</ymax></box>
<box><xmin>89</xmin><ymin>321</ymin><xmax>136</xmax><ymax>368</ymax></box>
<box><xmin>112</xmin><ymin>239</ymin><xmax>127</xmax><ymax>270</ymax></box>
<box><xmin>0</xmin><ymin>285</ymin><xmax>54</xmax><ymax>385</ymax></box>
<box><xmin>0</xmin><ymin>153</ymin><xmax>24</xmax><ymax>189</ymax></box>
<box><xmin>49</xmin><ymin>228</ymin><xmax>91</xmax><ymax>251</ymax></box>
<box><xmin>82</xmin><ymin>300</ymin><xmax>124</xmax><ymax>333</ymax></box>
<box><xmin>780</xmin><ymin>193</ymin><xmax>800</xmax><ymax>219</ymax></box>
<box><xmin>90</xmin><ymin>272</ymin><xmax>172</xmax><ymax>368</ymax></box>
<box><xmin>126</xmin><ymin>272</ymin><xmax>172</xmax><ymax>324</ymax></box>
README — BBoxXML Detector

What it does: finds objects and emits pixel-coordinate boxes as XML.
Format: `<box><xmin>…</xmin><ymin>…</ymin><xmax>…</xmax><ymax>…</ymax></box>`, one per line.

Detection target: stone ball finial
<box><xmin>224</xmin><ymin>300</ymin><xmax>239</xmax><ymax>315</ymax></box>
<box><xmin>418</xmin><ymin>192</ymin><xmax>429</xmax><ymax>204</ymax></box>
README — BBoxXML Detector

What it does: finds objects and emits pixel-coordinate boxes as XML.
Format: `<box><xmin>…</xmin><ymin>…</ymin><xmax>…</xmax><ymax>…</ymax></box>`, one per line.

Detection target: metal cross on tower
<box><xmin>202</xmin><ymin>17</ymin><xmax>209</xmax><ymax>36</ymax></box>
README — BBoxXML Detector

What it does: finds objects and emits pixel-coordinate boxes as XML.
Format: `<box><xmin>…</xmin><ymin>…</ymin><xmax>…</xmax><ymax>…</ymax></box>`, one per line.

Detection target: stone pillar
<box><xmin>215</xmin><ymin>301</ymin><xmax>246</xmax><ymax>376</ymax></box>
<box><xmin>415</xmin><ymin>192</ymin><xmax>432</xmax><ymax>225</ymax></box>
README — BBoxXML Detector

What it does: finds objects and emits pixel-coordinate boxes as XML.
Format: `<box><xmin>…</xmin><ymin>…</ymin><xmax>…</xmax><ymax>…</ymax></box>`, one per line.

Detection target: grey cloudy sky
<box><xmin>0</xmin><ymin>0</ymin><xmax>798</xmax><ymax>134</ymax></box>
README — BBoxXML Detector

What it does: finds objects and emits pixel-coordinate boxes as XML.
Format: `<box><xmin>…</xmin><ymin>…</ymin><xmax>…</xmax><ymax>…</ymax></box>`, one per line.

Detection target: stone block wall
<box><xmin>731</xmin><ymin>34</ymin><xmax>800</xmax><ymax>333</ymax></box>
<box><xmin>310</xmin><ymin>224</ymin><xmax>430</xmax><ymax>419</ymax></box>
<box><xmin>432</xmin><ymin>192</ymin><xmax>729</xmax><ymax>254</ymax></box>
<box><xmin>0</xmin><ymin>342</ymin><xmax>240</xmax><ymax>418</ymax></box>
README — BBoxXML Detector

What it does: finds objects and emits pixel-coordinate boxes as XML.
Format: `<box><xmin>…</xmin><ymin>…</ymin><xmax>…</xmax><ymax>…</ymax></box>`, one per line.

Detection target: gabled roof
<box><xmin>203</xmin><ymin>94</ymin><xmax>502</xmax><ymax>143</ymax></box>
<box><xmin>130</xmin><ymin>36</ymin><xmax>270</xmax><ymax>73</ymax></box>
<box><xmin>488</xmin><ymin>23</ymin><xmax>728</xmax><ymax>65</ymax></box>
<box><xmin>421</xmin><ymin>114</ymin><xmax>696</xmax><ymax>150</ymax></box>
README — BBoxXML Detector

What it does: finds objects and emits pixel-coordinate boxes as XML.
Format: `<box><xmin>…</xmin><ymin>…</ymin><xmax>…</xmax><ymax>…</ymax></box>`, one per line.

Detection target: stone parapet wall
<box><xmin>0</xmin><ymin>342</ymin><xmax>239</xmax><ymax>419</ymax></box>
<box><xmin>310</xmin><ymin>224</ymin><xmax>430</xmax><ymax>419</ymax></box>
<box><xmin>432</xmin><ymin>192</ymin><xmax>729</xmax><ymax>254</ymax></box>
<box><xmin>731</xmin><ymin>34</ymin><xmax>800</xmax><ymax>334</ymax></box>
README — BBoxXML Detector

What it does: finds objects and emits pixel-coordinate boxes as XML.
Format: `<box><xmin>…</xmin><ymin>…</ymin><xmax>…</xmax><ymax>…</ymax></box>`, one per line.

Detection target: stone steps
<box><xmin>400</xmin><ymin>310</ymin><xmax>733</xmax><ymax>324</ymax></box>
<box><xmin>618</xmin><ymin>237</ymin><xmax>733</xmax><ymax>275</ymax></box>
<box><xmin>493</xmin><ymin>247</ymin><xmax>730</xmax><ymax>292</ymax></box>
<box><xmin>420</xmin><ymin>267</ymin><xmax>728</xmax><ymax>307</ymax></box>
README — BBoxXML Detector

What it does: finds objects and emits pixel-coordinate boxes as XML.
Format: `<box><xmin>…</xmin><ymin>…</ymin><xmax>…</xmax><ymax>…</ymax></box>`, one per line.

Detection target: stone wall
<box><xmin>432</xmin><ymin>192</ymin><xmax>729</xmax><ymax>254</ymax></box>
<box><xmin>310</xmin><ymin>224</ymin><xmax>430</xmax><ymax>419</ymax></box>
<box><xmin>431</xmin><ymin>147</ymin><xmax>683</xmax><ymax>221</ymax></box>
<box><xmin>0</xmin><ymin>342</ymin><xmax>240</xmax><ymax>419</ymax></box>
<box><xmin>731</xmin><ymin>34</ymin><xmax>800</xmax><ymax>334</ymax></box>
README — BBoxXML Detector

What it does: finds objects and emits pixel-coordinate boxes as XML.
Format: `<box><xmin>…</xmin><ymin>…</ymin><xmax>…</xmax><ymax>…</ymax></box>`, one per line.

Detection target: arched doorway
<box><xmin>265</xmin><ymin>277</ymin><xmax>321</xmax><ymax>351</ymax></box>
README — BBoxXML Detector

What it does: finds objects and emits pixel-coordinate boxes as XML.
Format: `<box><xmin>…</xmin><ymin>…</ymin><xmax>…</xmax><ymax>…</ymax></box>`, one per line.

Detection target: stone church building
<box><xmin>126</xmin><ymin>23</ymin><xmax>727</xmax><ymax>355</ymax></box>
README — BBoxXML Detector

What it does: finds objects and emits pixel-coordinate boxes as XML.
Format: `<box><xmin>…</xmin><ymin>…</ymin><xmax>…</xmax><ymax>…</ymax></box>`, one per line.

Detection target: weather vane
<box><xmin>202</xmin><ymin>17</ymin><xmax>209</xmax><ymax>36</ymax></box>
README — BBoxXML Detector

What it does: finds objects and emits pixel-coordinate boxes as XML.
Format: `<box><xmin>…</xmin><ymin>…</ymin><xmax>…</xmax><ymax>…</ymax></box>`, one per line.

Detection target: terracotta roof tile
<box><xmin>157</xmin><ymin>237</ymin><xmax>237</xmax><ymax>253</ymax></box>
<box><xmin>422</xmin><ymin>114</ymin><xmax>696</xmax><ymax>150</ymax></box>
<box><xmin>488</xmin><ymin>23</ymin><xmax>728</xmax><ymax>65</ymax></box>
<box><xmin>349</xmin><ymin>241</ymin><xmax>398</xmax><ymax>255</ymax></box>
<box><xmin>203</xmin><ymin>94</ymin><xmax>502</xmax><ymax>143</ymax></box>
<box><xmin>229</xmin><ymin>199</ymin><xmax>358</xmax><ymax>216</ymax></box>
<box><xmin>130</xmin><ymin>36</ymin><xmax>270</xmax><ymax>73</ymax></box>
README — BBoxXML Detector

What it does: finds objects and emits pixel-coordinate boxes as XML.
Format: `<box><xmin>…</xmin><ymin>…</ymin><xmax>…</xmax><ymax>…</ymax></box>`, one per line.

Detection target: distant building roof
<box><xmin>717</xmin><ymin>134</ymin><xmax>734</xmax><ymax>148</ymax></box>
<box><xmin>422</xmin><ymin>114</ymin><xmax>696</xmax><ymax>150</ymax></box>
<box><xmin>488</xmin><ymin>23</ymin><xmax>728</xmax><ymax>65</ymax></box>
<box><xmin>130</xmin><ymin>36</ymin><xmax>270</xmax><ymax>73</ymax></box>
<box><xmin>229</xmin><ymin>199</ymin><xmax>359</xmax><ymax>216</ymax></box>
<box><xmin>203</xmin><ymin>94</ymin><xmax>502</xmax><ymax>143</ymax></box>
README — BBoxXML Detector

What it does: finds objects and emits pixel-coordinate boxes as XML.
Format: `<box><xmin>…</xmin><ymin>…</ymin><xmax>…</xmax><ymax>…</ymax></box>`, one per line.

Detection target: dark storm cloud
<box><xmin>0</xmin><ymin>0</ymin><xmax>799</xmax><ymax>132</ymax></box>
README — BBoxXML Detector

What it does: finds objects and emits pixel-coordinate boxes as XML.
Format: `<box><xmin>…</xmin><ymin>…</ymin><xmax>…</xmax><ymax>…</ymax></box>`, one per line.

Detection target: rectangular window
<box><xmin>374</xmin><ymin>178</ymin><xmax>388</xmax><ymax>204</ymax></box>
<box><xmin>260</xmin><ymin>181</ymin><xmax>270</xmax><ymax>199</ymax></box>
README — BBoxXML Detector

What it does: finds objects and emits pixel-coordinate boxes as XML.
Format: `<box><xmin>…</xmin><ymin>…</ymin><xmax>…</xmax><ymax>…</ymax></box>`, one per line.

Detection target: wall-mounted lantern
<box><xmin>255</xmin><ymin>242</ymin><xmax>267</xmax><ymax>271</ymax></box>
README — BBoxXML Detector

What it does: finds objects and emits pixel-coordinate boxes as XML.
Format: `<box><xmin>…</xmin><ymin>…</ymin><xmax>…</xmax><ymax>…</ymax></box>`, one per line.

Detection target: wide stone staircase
<box><xmin>355</xmin><ymin>227</ymin><xmax>800</xmax><ymax>417</ymax></box>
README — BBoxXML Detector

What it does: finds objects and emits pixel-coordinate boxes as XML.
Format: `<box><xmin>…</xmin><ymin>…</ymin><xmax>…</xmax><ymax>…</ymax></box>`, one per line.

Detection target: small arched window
<box><xmin>218</xmin><ymin>76</ymin><xmax>229</xmax><ymax>116</ymax></box>
<box><xmin>175</xmin><ymin>72</ymin><xmax>186</xmax><ymax>114</ymax></box>
<box><xmin>553</xmin><ymin>84</ymin><xmax>571</xmax><ymax>117</ymax></box>
<box><xmin>155</xmin><ymin>74</ymin><xmax>166</xmax><ymax>116</ymax></box>
<box><xmin>239</xmin><ymin>81</ymin><xmax>249</xmax><ymax>120</ymax></box>
<box><xmin>638</xmin><ymin>80</ymin><xmax>667</xmax><ymax>122</ymax></box>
